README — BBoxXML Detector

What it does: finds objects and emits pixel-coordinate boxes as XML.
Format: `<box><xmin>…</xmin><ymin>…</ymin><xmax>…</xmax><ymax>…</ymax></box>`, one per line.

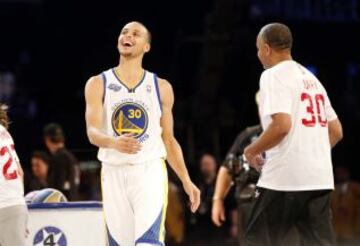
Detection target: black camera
<box><xmin>224</xmin><ymin>154</ymin><xmax>250</xmax><ymax>178</ymax></box>
<box><xmin>224</xmin><ymin>154</ymin><xmax>259</xmax><ymax>202</ymax></box>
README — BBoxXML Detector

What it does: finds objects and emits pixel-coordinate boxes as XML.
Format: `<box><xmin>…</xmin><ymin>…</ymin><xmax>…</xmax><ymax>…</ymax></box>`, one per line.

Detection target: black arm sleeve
<box><xmin>226</xmin><ymin>125</ymin><xmax>262</xmax><ymax>159</ymax></box>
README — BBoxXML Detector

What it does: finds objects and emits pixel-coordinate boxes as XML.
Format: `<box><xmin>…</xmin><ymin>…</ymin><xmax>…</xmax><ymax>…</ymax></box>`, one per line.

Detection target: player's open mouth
<box><xmin>123</xmin><ymin>41</ymin><xmax>134</xmax><ymax>47</ymax></box>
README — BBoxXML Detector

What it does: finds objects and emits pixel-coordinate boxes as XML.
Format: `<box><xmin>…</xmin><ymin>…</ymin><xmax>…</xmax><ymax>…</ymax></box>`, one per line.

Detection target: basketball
<box><xmin>25</xmin><ymin>188</ymin><xmax>68</xmax><ymax>204</ymax></box>
<box><xmin>24</xmin><ymin>190</ymin><xmax>40</xmax><ymax>204</ymax></box>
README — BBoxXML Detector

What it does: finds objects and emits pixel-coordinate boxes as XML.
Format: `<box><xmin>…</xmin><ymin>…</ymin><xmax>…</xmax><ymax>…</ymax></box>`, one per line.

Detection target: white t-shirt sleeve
<box><xmin>324</xmin><ymin>93</ymin><xmax>337</xmax><ymax>121</ymax></box>
<box><xmin>260</xmin><ymin>71</ymin><xmax>292</xmax><ymax>117</ymax></box>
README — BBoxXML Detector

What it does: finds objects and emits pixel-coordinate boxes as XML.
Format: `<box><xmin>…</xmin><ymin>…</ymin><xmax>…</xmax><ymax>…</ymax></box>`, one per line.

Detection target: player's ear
<box><xmin>144</xmin><ymin>43</ymin><xmax>151</xmax><ymax>53</ymax></box>
<box><xmin>264</xmin><ymin>43</ymin><xmax>271</xmax><ymax>56</ymax></box>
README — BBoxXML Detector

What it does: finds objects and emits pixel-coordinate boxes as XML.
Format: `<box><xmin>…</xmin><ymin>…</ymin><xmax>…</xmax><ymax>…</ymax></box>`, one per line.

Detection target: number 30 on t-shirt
<box><xmin>1</xmin><ymin>144</ymin><xmax>18</xmax><ymax>180</ymax></box>
<box><xmin>301</xmin><ymin>92</ymin><xmax>327</xmax><ymax>127</ymax></box>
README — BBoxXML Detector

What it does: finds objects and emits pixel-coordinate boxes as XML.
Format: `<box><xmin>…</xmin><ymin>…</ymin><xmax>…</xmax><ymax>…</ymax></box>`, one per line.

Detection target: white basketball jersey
<box><xmin>98</xmin><ymin>68</ymin><xmax>167</xmax><ymax>165</ymax></box>
<box><xmin>258</xmin><ymin>60</ymin><xmax>337</xmax><ymax>191</ymax></box>
<box><xmin>0</xmin><ymin>125</ymin><xmax>25</xmax><ymax>209</ymax></box>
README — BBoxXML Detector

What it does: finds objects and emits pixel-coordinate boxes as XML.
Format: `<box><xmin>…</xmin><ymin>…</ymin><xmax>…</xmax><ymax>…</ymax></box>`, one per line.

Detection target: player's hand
<box><xmin>244</xmin><ymin>146</ymin><xmax>264</xmax><ymax>172</ymax></box>
<box><xmin>211</xmin><ymin>199</ymin><xmax>226</xmax><ymax>226</ymax></box>
<box><xmin>182</xmin><ymin>179</ymin><xmax>201</xmax><ymax>213</ymax></box>
<box><xmin>110</xmin><ymin>133</ymin><xmax>141</xmax><ymax>154</ymax></box>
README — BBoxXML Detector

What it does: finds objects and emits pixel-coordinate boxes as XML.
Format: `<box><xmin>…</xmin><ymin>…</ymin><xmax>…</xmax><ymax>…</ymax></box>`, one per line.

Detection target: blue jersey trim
<box><xmin>101</xmin><ymin>72</ymin><xmax>107</xmax><ymax>103</ymax></box>
<box><xmin>135</xmin><ymin>208</ymin><xmax>163</xmax><ymax>245</ymax></box>
<box><xmin>28</xmin><ymin>202</ymin><xmax>103</xmax><ymax>209</ymax></box>
<box><xmin>107</xmin><ymin>225</ymin><xmax>120</xmax><ymax>246</ymax></box>
<box><xmin>153</xmin><ymin>74</ymin><xmax>162</xmax><ymax>112</ymax></box>
<box><xmin>111</xmin><ymin>68</ymin><xmax>146</xmax><ymax>93</ymax></box>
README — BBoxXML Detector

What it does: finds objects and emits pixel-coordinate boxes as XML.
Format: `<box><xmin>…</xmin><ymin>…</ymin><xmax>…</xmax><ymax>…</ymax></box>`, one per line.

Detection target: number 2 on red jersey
<box><xmin>1</xmin><ymin>144</ymin><xmax>18</xmax><ymax>180</ymax></box>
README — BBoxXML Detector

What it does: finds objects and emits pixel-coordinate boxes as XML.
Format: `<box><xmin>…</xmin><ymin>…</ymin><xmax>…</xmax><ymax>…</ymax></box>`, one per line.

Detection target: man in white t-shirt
<box><xmin>243</xmin><ymin>23</ymin><xmax>343</xmax><ymax>246</ymax></box>
<box><xmin>0</xmin><ymin>104</ymin><xmax>27</xmax><ymax>246</ymax></box>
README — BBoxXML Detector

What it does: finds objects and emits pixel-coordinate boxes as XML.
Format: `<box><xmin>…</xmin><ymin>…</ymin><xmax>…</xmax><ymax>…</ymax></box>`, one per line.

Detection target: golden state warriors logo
<box><xmin>112</xmin><ymin>102</ymin><xmax>148</xmax><ymax>138</ymax></box>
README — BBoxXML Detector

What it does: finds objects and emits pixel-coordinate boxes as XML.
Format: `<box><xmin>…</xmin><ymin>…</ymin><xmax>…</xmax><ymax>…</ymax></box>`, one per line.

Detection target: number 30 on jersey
<box><xmin>301</xmin><ymin>92</ymin><xmax>327</xmax><ymax>127</ymax></box>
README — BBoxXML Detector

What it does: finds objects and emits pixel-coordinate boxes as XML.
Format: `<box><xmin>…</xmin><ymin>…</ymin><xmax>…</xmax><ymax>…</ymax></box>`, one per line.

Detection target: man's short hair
<box><xmin>260</xmin><ymin>23</ymin><xmax>293</xmax><ymax>51</ymax></box>
<box><xmin>127</xmin><ymin>21</ymin><xmax>152</xmax><ymax>44</ymax></box>
<box><xmin>43</xmin><ymin>123</ymin><xmax>65</xmax><ymax>143</ymax></box>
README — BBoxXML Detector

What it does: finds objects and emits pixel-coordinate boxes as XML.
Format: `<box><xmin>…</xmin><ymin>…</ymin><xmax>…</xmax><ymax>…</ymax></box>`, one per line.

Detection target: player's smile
<box><xmin>121</xmin><ymin>40</ymin><xmax>135</xmax><ymax>48</ymax></box>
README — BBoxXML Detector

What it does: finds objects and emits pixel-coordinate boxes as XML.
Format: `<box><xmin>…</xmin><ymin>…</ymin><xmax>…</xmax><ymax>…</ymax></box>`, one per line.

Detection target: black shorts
<box><xmin>244</xmin><ymin>188</ymin><xmax>336</xmax><ymax>246</ymax></box>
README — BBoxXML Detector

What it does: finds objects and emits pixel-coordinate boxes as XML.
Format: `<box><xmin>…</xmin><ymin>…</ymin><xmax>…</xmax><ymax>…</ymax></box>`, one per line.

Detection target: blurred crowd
<box><xmin>25</xmin><ymin>123</ymin><xmax>80</xmax><ymax>201</ymax></box>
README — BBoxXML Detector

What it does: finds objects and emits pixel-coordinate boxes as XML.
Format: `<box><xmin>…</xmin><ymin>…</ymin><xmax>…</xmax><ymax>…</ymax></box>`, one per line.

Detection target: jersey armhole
<box><xmin>101</xmin><ymin>72</ymin><xmax>107</xmax><ymax>104</ymax></box>
<box><xmin>153</xmin><ymin>74</ymin><xmax>162</xmax><ymax>112</ymax></box>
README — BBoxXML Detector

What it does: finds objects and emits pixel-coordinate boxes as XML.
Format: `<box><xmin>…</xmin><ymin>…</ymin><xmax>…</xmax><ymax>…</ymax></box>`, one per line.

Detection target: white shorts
<box><xmin>101</xmin><ymin>159</ymin><xmax>168</xmax><ymax>246</ymax></box>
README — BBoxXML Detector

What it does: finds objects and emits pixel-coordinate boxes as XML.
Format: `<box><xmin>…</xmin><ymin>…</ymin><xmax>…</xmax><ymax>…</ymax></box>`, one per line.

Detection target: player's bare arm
<box><xmin>244</xmin><ymin>113</ymin><xmax>291</xmax><ymax>170</ymax></box>
<box><xmin>212</xmin><ymin>166</ymin><xmax>233</xmax><ymax>226</ymax></box>
<box><xmin>328</xmin><ymin>118</ymin><xmax>343</xmax><ymax>148</ymax></box>
<box><xmin>158</xmin><ymin>78</ymin><xmax>201</xmax><ymax>213</ymax></box>
<box><xmin>85</xmin><ymin>76</ymin><xmax>141</xmax><ymax>154</ymax></box>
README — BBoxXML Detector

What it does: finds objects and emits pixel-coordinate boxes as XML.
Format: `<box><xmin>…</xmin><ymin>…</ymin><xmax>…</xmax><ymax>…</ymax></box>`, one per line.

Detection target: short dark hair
<box><xmin>125</xmin><ymin>21</ymin><xmax>152</xmax><ymax>44</ymax></box>
<box><xmin>0</xmin><ymin>104</ymin><xmax>9</xmax><ymax>129</ymax></box>
<box><xmin>32</xmin><ymin>151</ymin><xmax>50</xmax><ymax>165</ymax></box>
<box><xmin>43</xmin><ymin>123</ymin><xmax>65</xmax><ymax>143</ymax></box>
<box><xmin>259</xmin><ymin>23</ymin><xmax>293</xmax><ymax>51</ymax></box>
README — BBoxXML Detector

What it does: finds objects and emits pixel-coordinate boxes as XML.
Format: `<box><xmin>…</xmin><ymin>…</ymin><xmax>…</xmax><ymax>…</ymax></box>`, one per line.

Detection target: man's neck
<box><xmin>116</xmin><ymin>56</ymin><xmax>144</xmax><ymax>87</ymax></box>
<box><xmin>269</xmin><ymin>53</ymin><xmax>293</xmax><ymax>68</ymax></box>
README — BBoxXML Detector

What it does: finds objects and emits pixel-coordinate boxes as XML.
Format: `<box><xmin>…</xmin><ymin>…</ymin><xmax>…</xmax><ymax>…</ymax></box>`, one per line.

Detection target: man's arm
<box><xmin>158</xmin><ymin>78</ymin><xmax>200</xmax><ymax>213</ymax></box>
<box><xmin>212</xmin><ymin>166</ymin><xmax>233</xmax><ymax>226</ymax></box>
<box><xmin>244</xmin><ymin>113</ymin><xmax>291</xmax><ymax>170</ymax></box>
<box><xmin>245</xmin><ymin>71</ymin><xmax>293</xmax><ymax>169</ymax></box>
<box><xmin>84</xmin><ymin>76</ymin><xmax>140</xmax><ymax>154</ymax></box>
<box><xmin>328</xmin><ymin>118</ymin><xmax>343</xmax><ymax>148</ymax></box>
<box><xmin>85</xmin><ymin>76</ymin><xmax>112</xmax><ymax>147</ymax></box>
<box><xmin>213</xmin><ymin>167</ymin><xmax>233</xmax><ymax>200</ymax></box>
<box><xmin>323</xmin><ymin>91</ymin><xmax>342</xmax><ymax>148</ymax></box>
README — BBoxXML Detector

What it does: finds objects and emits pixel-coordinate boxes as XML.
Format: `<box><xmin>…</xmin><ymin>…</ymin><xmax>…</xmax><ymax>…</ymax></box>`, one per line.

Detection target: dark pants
<box><xmin>244</xmin><ymin>188</ymin><xmax>336</xmax><ymax>246</ymax></box>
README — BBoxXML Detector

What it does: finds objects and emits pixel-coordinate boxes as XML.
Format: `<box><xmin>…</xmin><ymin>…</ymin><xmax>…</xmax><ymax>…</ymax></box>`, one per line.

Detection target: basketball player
<box><xmin>243</xmin><ymin>23</ymin><xmax>343</xmax><ymax>246</ymax></box>
<box><xmin>85</xmin><ymin>21</ymin><xmax>200</xmax><ymax>246</ymax></box>
<box><xmin>0</xmin><ymin>104</ymin><xmax>27</xmax><ymax>246</ymax></box>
